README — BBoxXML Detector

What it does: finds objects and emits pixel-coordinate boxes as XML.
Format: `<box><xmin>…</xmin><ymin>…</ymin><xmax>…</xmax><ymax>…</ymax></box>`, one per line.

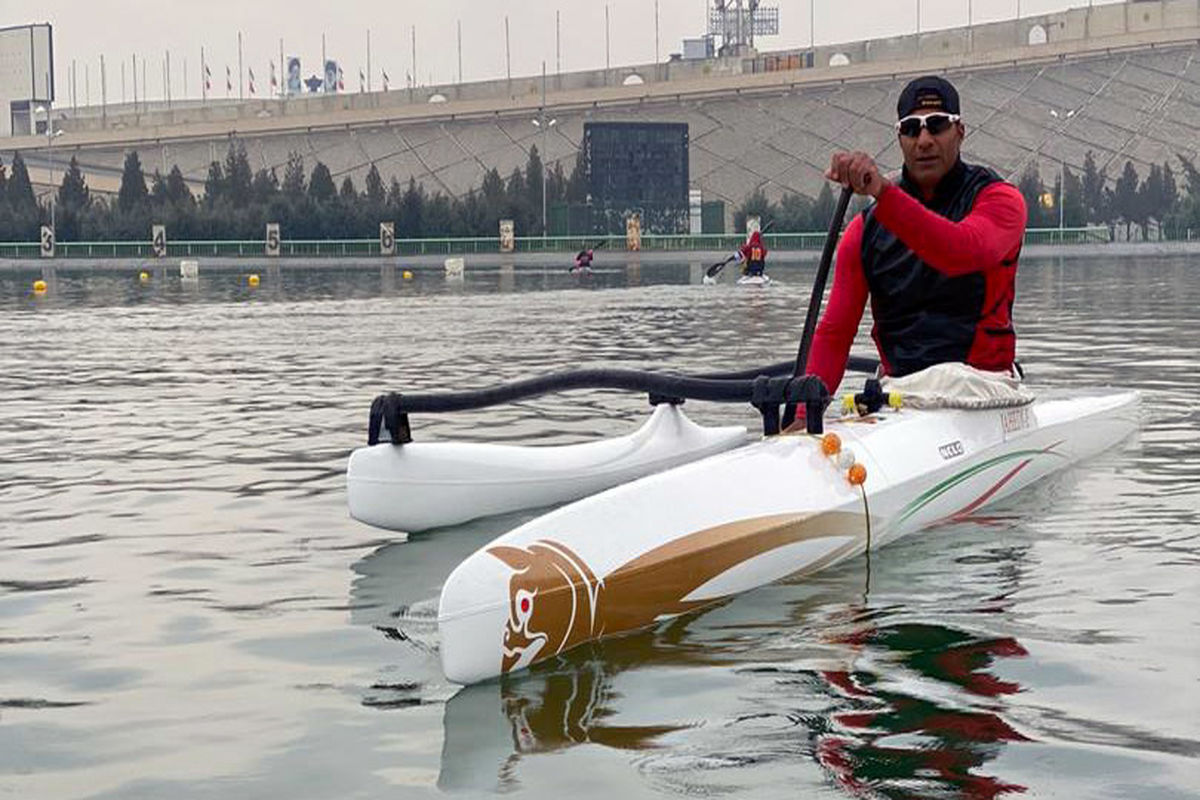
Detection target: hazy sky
<box><xmin>10</xmin><ymin>0</ymin><xmax>1121</xmax><ymax>102</ymax></box>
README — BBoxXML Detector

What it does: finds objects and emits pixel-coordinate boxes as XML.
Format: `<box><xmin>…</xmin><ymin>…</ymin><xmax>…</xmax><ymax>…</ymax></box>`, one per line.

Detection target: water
<box><xmin>1</xmin><ymin>257</ymin><xmax>1197</xmax><ymax>799</ymax></box>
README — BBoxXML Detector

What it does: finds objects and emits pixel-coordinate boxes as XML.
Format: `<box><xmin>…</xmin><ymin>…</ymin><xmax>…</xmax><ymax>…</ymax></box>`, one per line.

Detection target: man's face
<box><xmin>899</xmin><ymin>114</ymin><xmax>964</xmax><ymax>191</ymax></box>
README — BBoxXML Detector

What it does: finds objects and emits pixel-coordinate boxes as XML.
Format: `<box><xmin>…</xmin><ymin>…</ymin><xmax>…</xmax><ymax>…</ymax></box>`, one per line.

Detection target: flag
<box><xmin>248</xmin><ymin>67</ymin><xmax>256</xmax><ymax>95</ymax></box>
<box><xmin>337</xmin><ymin>66</ymin><xmax>344</xmax><ymax>91</ymax></box>
<box><xmin>226</xmin><ymin>65</ymin><xmax>232</xmax><ymax>93</ymax></box>
<box><xmin>382</xmin><ymin>70</ymin><xmax>389</xmax><ymax>91</ymax></box>
<box><xmin>204</xmin><ymin>63</ymin><xmax>212</xmax><ymax>91</ymax></box>
<box><xmin>359</xmin><ymin>68</ymin><xmax>365</xmax><ymax>93</ymax></box>
<box><xmin>270</xmin><ymin>60</ymin><xmax>278</xmax><ymax>90</ymax></box>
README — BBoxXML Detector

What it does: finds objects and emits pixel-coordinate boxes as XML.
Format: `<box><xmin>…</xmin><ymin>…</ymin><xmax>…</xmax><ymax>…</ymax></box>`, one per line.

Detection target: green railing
<box><xmin>0</xmin><ymin>227</ymin><xmax>1142</xmax><ymax>260</ymax></box>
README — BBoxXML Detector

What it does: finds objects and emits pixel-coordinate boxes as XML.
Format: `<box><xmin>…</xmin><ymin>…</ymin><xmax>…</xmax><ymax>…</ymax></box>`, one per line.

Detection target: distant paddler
<box><xmin>736</xmin><ymin>229</ymin><xmax>768</xmax><ymax>278</ymax></box>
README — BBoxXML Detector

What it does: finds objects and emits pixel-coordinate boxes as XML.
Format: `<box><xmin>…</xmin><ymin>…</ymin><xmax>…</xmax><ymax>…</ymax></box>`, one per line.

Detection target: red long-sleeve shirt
<box><xmin>806</xmin><ymin>181</ymin><xmax>1027</xmax><ymax>393</ymax></box>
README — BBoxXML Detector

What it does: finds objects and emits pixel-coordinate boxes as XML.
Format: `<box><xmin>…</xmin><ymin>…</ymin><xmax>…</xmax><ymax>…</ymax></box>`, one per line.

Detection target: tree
<box><xmin>364</xmin><ymin>164</ymin><xmax>385</xmax><ymax>207</ymax></box>
<box><xmin>778</xmin><ymin>192</ymin><xmax>814</xmax><ymax>232</ymax></box>
<box><xmin>166</xmin><ymin>165</ymin><xmax>194</xmax><ymax>207</ymax></box>
<box><xmin>250</xmin><ymin>168</ymin><xmax>278</xmax><ymax>205</ymax></box>
<box><xmin>307</xmin><ymin>162</ymin><xmax>336</xmax><ymax>203</ymax></box>
<box><xmin>1139</xmin><ymin>163</ymin><xmax>1164</xmax><ymax>238</ymax></box>
<box><xmin>55</xmin><ymin>156</ymin><xmax>90</xmax><ymax>241</ymax></box>
<box><xmin>203</xmin><ymin>160</ymin><xmax>225</xmax><ymax>206</ymax></box>
<box><xmin>524</xmin><ymin>145</ymin><xmax>544</xmax><ymax>234</ymax></box>
<box><xmin>0</xmin><ymin>155</ymin><xmax>8</xmax><ymax>206</ymax></box>
<box><xmin>1017</xmin><ymin>162</ymin><xmax>1047</xmax><ymax>228</ymax></box>
<box><xmin>117</xmin><ymin>151</ymin><xmax>148</xmax><ymax>213</ymax></box>
<box><xmin>222</xmin><ymin>141</ymin><xmax>254</xmax><ymax>207</ymax></box>
<box><xmin>7</xmin><ymin>151</ymin><xmax>38</xmax><ymax>216</ymax></box>
<box><xmin>1061</xmin><ymin>164</ymin><xmax>1085</xmax><ymax>228</ymax></box>
<box><xmin>399</xmin><ymin>177</ymin><xmax>425</xmax><ymax>237</ymax></box>
<box><xmin>810</xmin><ymin>182</ymin><xmax>836</xmax><ymax>231</ymax></box>
<box><xmin>282</xmin><ymin>151</ymin><xmax>306</xmax><ymax>198</ymax></box>
<box><xmin>565</xmin><ymin>148</ymin><xmax>588</xmax><ymax>203</ymax></box>
<box><xmin>733</xmin><ymin>187</ymin><xmax>775</xmax><ymax>233</ymax></box>
<box><xmin>1113</xmin><ymin>160</ymin><xmax>1140</xmax><ymax>240</ymax></box>
<box><xmin>339</xmin><ymin>175</ymin><xmax>357</xmax><ymax>203</ymax></box>
<box><xmin>1081</xmin><ymin>151</ymin><xmax>1105</xmax><ymax>225</ymax></box>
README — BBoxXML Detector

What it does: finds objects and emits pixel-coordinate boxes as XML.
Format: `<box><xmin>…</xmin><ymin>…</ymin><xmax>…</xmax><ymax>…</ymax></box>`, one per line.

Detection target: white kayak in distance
<box><xmin>438</xmin><ymin>390</ymin><xmax>1140</xmax><ymax>684</ymax></box>
<box><xmin>346</xmin><ymin>404</ymin><xmax>749</xmax><ymax>532</ymax></box>
<box><xmin>736</xmin><ymin>274</ymin><xmax>772</xmax><ymax>287</ymax></box>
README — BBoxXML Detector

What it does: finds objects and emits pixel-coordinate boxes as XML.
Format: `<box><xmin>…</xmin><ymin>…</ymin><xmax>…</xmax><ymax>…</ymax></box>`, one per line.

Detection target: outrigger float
<box><xmin>347</xmin><ymin>188</ymin><xmax>1141</xmax><ymax>684</ymax></box>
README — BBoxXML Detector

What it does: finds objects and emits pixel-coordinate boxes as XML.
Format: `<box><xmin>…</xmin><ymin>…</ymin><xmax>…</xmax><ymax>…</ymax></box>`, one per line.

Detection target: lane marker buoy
<box><xmin>248</xmin><ymin>274</ymin><xmax>260</xmax><ymax>287</ymax></box>
<box><xmin>33</xmin><ymin>279</ymin><xmax>47</xmax><ymax>294</ymax></box>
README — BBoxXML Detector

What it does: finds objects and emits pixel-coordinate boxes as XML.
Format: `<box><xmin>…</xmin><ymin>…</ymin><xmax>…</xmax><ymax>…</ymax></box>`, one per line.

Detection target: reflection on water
<box><xmin>1</xmin><ymin>256</ymin><xmax>1197</xmax><ymax>799</ymax></box>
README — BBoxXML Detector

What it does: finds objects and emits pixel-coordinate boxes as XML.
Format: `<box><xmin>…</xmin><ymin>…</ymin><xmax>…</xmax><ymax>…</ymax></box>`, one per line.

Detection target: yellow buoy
<box><xmin>402</xmin><ymin>270</ymin><xmax>414</xmax><ymax>280</ymax></box>
<box><xmin>139</xmin><ymin>271</ymin><xmax>150</xmax><ymax>283</ymax></box>
<box><xmin>32</xmin><ymin>279</ymin><xmax>47</xmax><ymax>294</ymax></box>
<box><xmin>248</xmin><ymin>274</ymin><xmax>260</xmax><ymax>287</ymax></box>
<box><xmin>888</xmin><ymin>391</ymin><xmax>903</xmax><ymax>410</ymax></box>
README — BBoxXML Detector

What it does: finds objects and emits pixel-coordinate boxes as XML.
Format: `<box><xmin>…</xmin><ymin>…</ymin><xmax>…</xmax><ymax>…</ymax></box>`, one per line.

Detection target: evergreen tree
<box><xmin>810</xmin><ymin>182</ymin><xmax>835</xmax><ymax>230</ymax></box>
<box><xmin>307</xmin><ymin>162</ymin><xmax>336</xmax><ymax>203</ymax></box>
<box><xmin>166</xmin><ymin>165</ymin><xmax>194</xmax><ymax>207</ymax></box>
<box><xmin>1113</xmin><ymin>160</ymin><xmax>1140</xmax><ymax>240</ymax></box>
<box><xmin>0</xmin><ymin>156</ymin><xmax>8</xmax><ymax>206</ymax></box>
<box><xmin>250</xmin><ymin>168</ymin><xmax>278</xmax><ymax>205</ymax></box>
<box><xmin>1081</xmin><ymin>151</ymin><xmax>1105</xmax><ymax>224</ymax></box>
<box><xmin>1017</xmin><ymin>162</ymin><xmax>1047</xmax><ymax>228</ymax></box>
<box><xmin>150</xmin><ymin>170</ymin><xmax>169</xmax><ymax>206</ymax></box>
<box><xmin>481</xmin><ymin>167</ymin><xmax>505</xmax><ymax>225</ymax></box>
<box><xmin>734</xmin><ymin>187</ymin><xmax>775</xmax><ymax>233</ymax></box>
<box><xmin>7</xmin><ymin>151</ymin><xmax>38</xmax><ymax>216</ymax></box>
<box><xmin>565</xmin><ymin>148</ymin><xmax>588</xmax><ymax>203</ymax></box>
<box><xmin>117</xmin><ymin>151</ymin><xmax>149</xmax><ymax>213</ymax></box>
<box><xmin>525</xmin><ymin>145</ymin><xmax>544</xmax><ymax>234</ymax></box>
<box><xmin>1062</xmin><ymin>164</ymin><xmax>1085</xmax><ymax>227</ymax></box>
<box><xmin>364</xmin><ymin>164</ymin><xmax>385</xmax><ymax>206</ymax></box>
<box><xmin>203</xmin><ymin>160</ymin><xmax>225</xmax><ymax>206</ymax></box>
<box><xmin>222</xmin><ymin>141</ymin><xmax>254</xmax><ymax>207</ymax></box>
<box><xmin>778</xmin><ymin>192</ymin><xmax>814</xmax><ymax>232</ymax></box>
<box><xmin>56</xmin><ymin>156</ymin><xmax>90</xmax><ymax>241</ymax></box>
<box><xmin>1161</xmin><ymin>161</ymin><xmax>1178</xmax><ymax>230</ymax></box>
<box><xmin>399</xmin><ymin>177</ymin><xmax>425</xmax><ymax>237</ymax></box>
<box><xmin>282</xmin><ymin>151</ymin><xmax>306</xmax><ymax>198</ymax></box>
<box><xmin>1140</xmin><ymin>163</ymin><xmax>1164</xmax><ymax>238</ymax></box>
<box><xmin>339</xmin><ymin>176</ymin><xmax>357</xmax><ymax>202</ymax></box>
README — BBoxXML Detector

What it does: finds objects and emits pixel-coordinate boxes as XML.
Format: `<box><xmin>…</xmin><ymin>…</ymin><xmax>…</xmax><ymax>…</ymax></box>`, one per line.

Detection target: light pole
<box><xmin>1049</xmin><ymin>108</ymin><xmax>1077</xmax><ymax>232</ymax></box>
<box><xmin>533</xmin><ymin>62</ymin><xmax>557</xmax><ymax>238</ymax></box>
<box><xmin>34</xmin><ymin>106</ymin><xmax>64</xmax><ymax>236</ymax></box>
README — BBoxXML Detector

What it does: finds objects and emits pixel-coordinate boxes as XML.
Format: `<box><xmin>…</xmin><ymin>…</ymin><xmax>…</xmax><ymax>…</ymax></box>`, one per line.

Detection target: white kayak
<box><xmin>438</xmin><ymin>390</ymin><xmax>1140</xmax><ymax>684</ymax></box>
<box><xmin>737</xmin><ymin>274</ymin><xmax>772</xmax><ymax>286</ymax></box>
<box><xmin>346</xmin><ymin>404</ymin><xmax>749</xmax><ymax>532</ymax></box>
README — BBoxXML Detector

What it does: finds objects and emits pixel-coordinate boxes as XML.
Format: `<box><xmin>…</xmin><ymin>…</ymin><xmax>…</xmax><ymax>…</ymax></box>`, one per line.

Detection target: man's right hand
<box><xmin>826</xmin><ymin>151</ymin><xmax>890</xmax><ymax>198</ymax></box>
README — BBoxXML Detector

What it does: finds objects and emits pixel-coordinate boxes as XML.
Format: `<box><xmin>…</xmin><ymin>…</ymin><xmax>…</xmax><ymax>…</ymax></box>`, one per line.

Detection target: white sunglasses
<box><xmin>895</xmin><ymin>112</ymin><xmax>961</xmax><ymax>137</ymax></box>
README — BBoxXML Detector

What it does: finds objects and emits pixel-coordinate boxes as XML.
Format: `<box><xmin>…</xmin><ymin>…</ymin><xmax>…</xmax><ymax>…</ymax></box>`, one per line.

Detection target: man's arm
<box><xmin>804</xmin><ymin>215</ymin><xmax>869</xmax><ymax>395</ymax></box>
<box><xmin>869</xmin><ymin>182</ymin><xmax>1026</xmax><ymax>276</ymax></box>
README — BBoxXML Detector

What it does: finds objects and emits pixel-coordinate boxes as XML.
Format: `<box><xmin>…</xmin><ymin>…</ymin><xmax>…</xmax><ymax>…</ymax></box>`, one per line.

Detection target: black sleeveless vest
<box><xmin>860</xmin><ymin>159</ymin><xmax>1002</xmax><ymax>377</ymax></box>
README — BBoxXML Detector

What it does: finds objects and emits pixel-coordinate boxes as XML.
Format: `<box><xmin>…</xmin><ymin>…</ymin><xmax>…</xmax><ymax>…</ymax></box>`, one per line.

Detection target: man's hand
<box><xmin>826</xmin><ymin>151</ymin><xmax>890</xmax><ymax>198</ymax></box>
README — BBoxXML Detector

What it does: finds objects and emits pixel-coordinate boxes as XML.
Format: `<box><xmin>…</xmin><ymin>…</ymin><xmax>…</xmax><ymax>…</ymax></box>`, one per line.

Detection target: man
<box><xmin>737</xmin><ymin>229</ymin><xmax>768</xmax><ymax>277</ymax></box>
<box><xmin>806</xmin><ymin>75</ymin><xmax>1027</xmax><ymax>395</ymax></box>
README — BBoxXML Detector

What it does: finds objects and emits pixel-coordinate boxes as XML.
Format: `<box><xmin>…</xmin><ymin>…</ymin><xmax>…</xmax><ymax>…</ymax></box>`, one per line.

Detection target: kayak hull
<box><xmin>737</xmin><ymin>274</ymin><xmax>772</xmax><ymax>287</ymax></box>
<box><xmin>438</xmin><ymin>391</ymin><xmax>1140</xmax><ymax>684</ymax></box>
<box><xmin>347</xmin><ymin>404</ymin><xmax>749</xmax><ymax>532</ymax></box>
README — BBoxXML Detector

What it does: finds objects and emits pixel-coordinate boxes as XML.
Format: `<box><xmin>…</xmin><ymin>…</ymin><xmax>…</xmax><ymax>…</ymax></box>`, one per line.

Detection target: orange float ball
<box><xmin>821</xmin><ymin>432</ymin><xmax>842</xmax><ymax>456</ymax></box>
<box><xmin>847</xmin><ymin>463</ymin><xmax>867</xmax><ymax>485</ymax></box>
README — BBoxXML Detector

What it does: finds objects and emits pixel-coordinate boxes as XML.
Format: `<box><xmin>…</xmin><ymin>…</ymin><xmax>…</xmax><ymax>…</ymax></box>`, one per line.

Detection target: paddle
<box><xmin>782</xmin><ymin>184</ymin><xmax>855</xmax><ymax>429</ymax></box>
<box><xmin>570</xmin><ymin>239</ymin><xmax>606</xmax><ymax>271</ymax></box>
<box><xmin>705</xmin><ymin>220</ymin><xmax>775</xmax><ymax>280</ymax></box>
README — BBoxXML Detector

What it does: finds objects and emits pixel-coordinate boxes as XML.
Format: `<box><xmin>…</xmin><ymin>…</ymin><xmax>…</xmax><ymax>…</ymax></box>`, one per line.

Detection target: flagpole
<box><xmin>201</xmin><ymin>46</ymin><xmax>207</xmax><ymax>101</ymax></box>
<box><xmin>279</xmin><ymin>38</ymin><xmax>285</xmax><ymax>98</ymax></box>
<box><xmin>322</xmin><ymin>33</ymin><xmax>327</xmax><ymax>91</ymax></box>
<box><xmin>238</xmin><ymin>31</ymin><xmax>244</xmax><ymax>100</ymax></box>
<box><xmin>367</xmin><ymin>29</ymin><xmax>372</xmax><ymax>92</ymax></box>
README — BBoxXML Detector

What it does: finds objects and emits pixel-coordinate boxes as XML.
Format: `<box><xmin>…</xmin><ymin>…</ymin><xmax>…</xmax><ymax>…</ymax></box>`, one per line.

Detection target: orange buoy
<box><xmin>820</xmin><ymin>432</ymin><xmax>842</xmax><ymax>456</ymax></box>
<box><xmin>847</xmin><ymin>463</ymin><xmax>867</xmax><ymax>485</ymax></box>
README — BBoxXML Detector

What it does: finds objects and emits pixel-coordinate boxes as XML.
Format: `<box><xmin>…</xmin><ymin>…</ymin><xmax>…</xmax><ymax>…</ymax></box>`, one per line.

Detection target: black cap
<box><xmin>897</xmin><ymin>75</ymin><xmax>960</xmax><ymax>118</ymax></box>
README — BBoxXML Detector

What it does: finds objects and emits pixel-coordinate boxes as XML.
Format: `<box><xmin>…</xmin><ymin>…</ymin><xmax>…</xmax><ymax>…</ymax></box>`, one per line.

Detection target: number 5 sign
<box><xmin>380</xmin><ymin>221</ymin><xmax>395</xmax><ymax>256</ymax></box>
<box><xmin>265</xmin><ymin>223</ymin><xmax>281</xmax><ymax>257</ymax></box>
<box><xmin>152</xmin><ymin>225</ymin><xmax>167</xmax><ymax>258</ymax></box>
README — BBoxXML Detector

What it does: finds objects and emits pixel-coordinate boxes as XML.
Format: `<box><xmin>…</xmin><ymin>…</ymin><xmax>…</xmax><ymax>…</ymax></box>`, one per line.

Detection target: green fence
<box><xmin>0</xmin><ymin>227</ymin><xmax>1135</xmax><ymax>260</ymax></box>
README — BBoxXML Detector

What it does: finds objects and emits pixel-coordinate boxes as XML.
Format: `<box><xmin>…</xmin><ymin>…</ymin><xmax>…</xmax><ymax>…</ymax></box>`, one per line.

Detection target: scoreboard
<box><xmin>584</xmin><ymin>122</ymin><xmax>689</xmax><ymax>206</ymax></box>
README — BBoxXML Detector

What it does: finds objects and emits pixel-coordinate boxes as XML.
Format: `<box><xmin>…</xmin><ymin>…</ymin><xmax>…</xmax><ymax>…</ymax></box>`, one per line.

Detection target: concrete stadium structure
<box><xmin>8</xmin><ymin>0</ymin><xmax>1200</xmax><ymax>223</ymax></box>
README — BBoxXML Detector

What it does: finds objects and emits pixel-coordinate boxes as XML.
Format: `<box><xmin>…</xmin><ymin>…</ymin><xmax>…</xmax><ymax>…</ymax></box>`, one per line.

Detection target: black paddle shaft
<box><xmin>794</xmin><ymin>185</ymin><xmax>854</xmax><ymax>378</ymax></box>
